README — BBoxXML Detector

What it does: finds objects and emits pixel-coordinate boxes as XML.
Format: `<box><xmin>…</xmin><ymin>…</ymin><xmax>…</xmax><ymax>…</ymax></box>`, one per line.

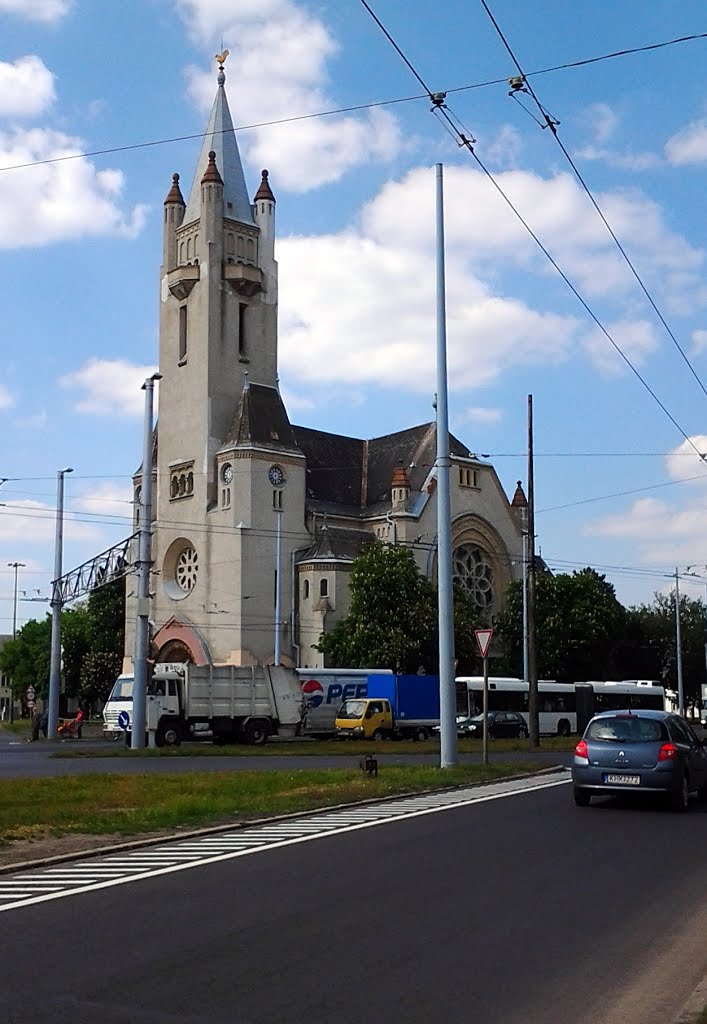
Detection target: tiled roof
<box><xmin>223</xmin><ymin>384</ymin><xmax>301</xmax><ymax>452</ymax></box>
<box><xmin>296</xmin><ymin>526</ymin><xmax>374</xmax><ymax>563</ymax></box>
<box><xmin>293</xmin><ymin>421</ymin><xmax>470</xmax><ymax>511</ymax></box>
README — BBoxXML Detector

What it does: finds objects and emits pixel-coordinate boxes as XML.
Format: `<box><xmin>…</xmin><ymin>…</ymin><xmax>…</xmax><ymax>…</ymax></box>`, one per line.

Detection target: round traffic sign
<box><xmin>118</xmin><ymin>710</ymin><xmax>131</xmax><ymax>730</ymax></box>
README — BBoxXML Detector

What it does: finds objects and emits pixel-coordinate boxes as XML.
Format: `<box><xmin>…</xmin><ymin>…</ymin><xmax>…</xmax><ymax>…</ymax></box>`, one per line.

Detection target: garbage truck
<box><xmin>104</xmin><ymin>663</ymin><xmax>304</xmax><ymax>746</ymax></box>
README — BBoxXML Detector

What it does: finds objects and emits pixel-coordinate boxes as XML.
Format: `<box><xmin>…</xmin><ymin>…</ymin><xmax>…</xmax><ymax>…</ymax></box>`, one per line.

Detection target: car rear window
<box><xmin>586</xmin><ymin>716</ymin><xmax>668</xmax><ymax>743</ymax></box>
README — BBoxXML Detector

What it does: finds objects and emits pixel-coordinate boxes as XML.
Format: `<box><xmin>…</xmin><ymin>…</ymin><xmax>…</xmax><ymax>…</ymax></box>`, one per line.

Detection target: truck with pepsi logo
<box><xmin>296</xmin><ymin>668</ymin><xmax>394</xmax><ymax>737</ymax></box>
<box><xmin>335</xmin><ymin>674</ymin><xmax>440</xmax><ymax>741</ymax></box>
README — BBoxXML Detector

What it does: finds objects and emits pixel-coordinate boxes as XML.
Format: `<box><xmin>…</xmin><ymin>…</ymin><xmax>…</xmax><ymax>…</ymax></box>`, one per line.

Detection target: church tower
<box><xmin>137</xmin><ymin>56</ymin><xmax>309</xmax><ymax>669</ymax></box>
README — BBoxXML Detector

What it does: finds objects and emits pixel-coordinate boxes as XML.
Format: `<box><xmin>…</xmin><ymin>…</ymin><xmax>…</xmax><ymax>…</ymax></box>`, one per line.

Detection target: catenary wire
<box><xmin>479</xmin><ymin>0</ymin><xmax>707</xmax><ymax>401</ymax></box>
<box><xmin>358</xmin><ymin>0</ymin><xmax>707</xmax><ymax>464</ymax></box>
<box><xmin>0</xmin><ymin>31</ymin><xmax>703</xmax><ymax>175</ymax></box>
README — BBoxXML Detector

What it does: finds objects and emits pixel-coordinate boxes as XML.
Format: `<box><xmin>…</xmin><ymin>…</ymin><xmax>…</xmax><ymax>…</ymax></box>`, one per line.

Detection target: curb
<box><xmin>0</xmin><ymin>764</ymin><xmax>565</xmax><ymax>876</ymax></box>
<box><xmin>672</xmin><ymin>973</ymin><xmax>707</xmax><ymax>1023</ymax></box>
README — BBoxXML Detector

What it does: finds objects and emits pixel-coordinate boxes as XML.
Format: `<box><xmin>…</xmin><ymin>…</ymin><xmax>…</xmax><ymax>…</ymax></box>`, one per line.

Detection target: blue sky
<box><xmin>1</xmin><ymin>0</ymin><xmax>707</xmax><ymax>634</ymax></box>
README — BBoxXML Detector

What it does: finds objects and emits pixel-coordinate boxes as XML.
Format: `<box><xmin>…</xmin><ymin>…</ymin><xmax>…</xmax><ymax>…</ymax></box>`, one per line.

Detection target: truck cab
<box><xmin>335</xmin><ymin>698</ymin><xmax>393</xmax><ymax>740</ymax></box>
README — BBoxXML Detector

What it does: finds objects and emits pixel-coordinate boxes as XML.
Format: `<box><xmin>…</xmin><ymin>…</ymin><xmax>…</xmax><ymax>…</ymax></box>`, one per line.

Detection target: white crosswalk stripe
<box><xmin>0</xmin><ymin>773</ymin><xmax>567</xmax><ymax>912</ymax></box>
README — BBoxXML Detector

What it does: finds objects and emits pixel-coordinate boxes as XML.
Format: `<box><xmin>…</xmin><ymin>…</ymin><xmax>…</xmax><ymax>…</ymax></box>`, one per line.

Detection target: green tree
<box><xmin>0</xmin><ymin>576</ymin><xmax>125</xmax><ymax>709</ymax></box>
<box><xmin>619</xmin><ymin>593</ymin><xmax>707</xmax><ymax>706</ymax></box>
<box><xmin>495</xmin><ymin>567</ymin><xmax>627</xmax><ymax>681</ymax></box>
<box><xmin>315</xmin><ymin>542</ymin><xmax>483</xmax><ymax>673</ymax></box>
<box><xmin>0</xmin><ymin>617</ymin><xmax>51</xmax><ymax>700</ymax></box>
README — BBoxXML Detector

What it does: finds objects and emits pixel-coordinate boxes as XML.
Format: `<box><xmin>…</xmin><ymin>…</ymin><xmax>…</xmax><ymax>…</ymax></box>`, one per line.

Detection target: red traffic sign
<box><xmin>475</xmin><ymin>628</ymin><xmax>494</xmax><ymax>659</ymax></box>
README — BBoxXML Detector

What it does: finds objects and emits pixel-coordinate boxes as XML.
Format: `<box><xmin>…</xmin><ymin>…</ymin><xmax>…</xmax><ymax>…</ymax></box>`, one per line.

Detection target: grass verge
<box><xmin>0</xmin><ymin>762</ymin><xmax>551</xmax><ymax>846</ymax></box>
<box><xmin>51</xmin><ymin>735</ymin><xmax>576</xmax><ymax>758</ymax></box>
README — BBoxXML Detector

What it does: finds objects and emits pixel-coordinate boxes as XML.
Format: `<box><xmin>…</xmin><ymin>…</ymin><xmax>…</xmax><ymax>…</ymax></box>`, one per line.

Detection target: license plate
<box><xmin>603</xmin><ymin>773</ymin><xmax>640</xmax><ymax>786</ymax></box>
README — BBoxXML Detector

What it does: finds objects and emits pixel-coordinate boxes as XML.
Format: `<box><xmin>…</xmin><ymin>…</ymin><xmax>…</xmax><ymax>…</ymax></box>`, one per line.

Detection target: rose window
<box><xmin>452</xmin><ymin>544</ymin><xmax>494</xmax><ymax>611</ymax></box>
<box><xmin>175</xmin><ymin>545</ymin><xmax>198</xmax><ymax>592</ymax></box>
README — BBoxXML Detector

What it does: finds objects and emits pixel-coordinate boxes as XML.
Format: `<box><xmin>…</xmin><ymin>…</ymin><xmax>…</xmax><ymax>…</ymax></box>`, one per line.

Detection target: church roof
<box><xmin>511</xmin><ymin>480</ymin><xmax>528</xmax><ymax>508</ymax></box>
<box><xmin>183</xmin><ymin>66</ymin><xmax>254</xmax><ymax>227</ymax></box>
<box><xmin>254</xmin><ymin>169</ymin><xmax>275</xmax><ymax>202</ymax></box>
<box><xmin>296</xmin><ymin>526</ymin><xmax>373</xmax><ymax>564</ymax></box>
<box><xmin>223</xmin><ymin>383</ymin><xmax>302</xmax><ymax>453</ymax></box>
<box><xmin>292</xmin><ymin>421</ymin><xmax>470</xmax><ymax>514</ymax></box>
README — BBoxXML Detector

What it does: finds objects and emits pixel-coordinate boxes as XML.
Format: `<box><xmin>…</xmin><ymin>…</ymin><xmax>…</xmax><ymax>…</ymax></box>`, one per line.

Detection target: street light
<box><xmin>47</xmin><ymin>467</ymin><xmax>73</xmax><ymax>740</ymax></box>
<box><xmin>7</xmin><ymin>560</ymin><xmax>25</xmax><ymax>722</ymax></box>
<box><xmin>132</xmin><ymin>373</ymin><xmax>161</xmax><ymax>749</ymax></box>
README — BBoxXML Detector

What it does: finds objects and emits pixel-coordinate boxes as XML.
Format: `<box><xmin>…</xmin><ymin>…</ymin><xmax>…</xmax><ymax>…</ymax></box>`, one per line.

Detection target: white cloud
<box><xmin>178</xmin><ymin>0</ymin><xmax>405</xmax><ymax>191</ymax></box>
<box><xmin>0</xmin><ymin>128</ymin><xmax>147</xmax><ymax>247</ymax></box>
<box><xmin>586</xmin><ymin>103</ymin><xmax>619</xmax><ymax>145</ymax></box>
<box><xmin>0</xmin><ymin>500</ymin><xmax>99</xmax><ymax>545</ymax></box>
<box><xmin>0</xmin><ymin>57</ymin><xmax>55</xmax><ymax>117</ymax></box>
<box><xmin>59</xmin><ymin>360</ymin><xmax>159</xmax><ymax>417</ymax></box>
<box><xmin>458</xmin><ymin>407</ymin><xmax>503</xmax><ymax>426</ymax></box>
<box><xmin>274</xmin><ymin>164</ymin><xmax>705</xmax><ymax>392</ymax></box>
<box><xmin>582</xmin><ymin>319</ymin><xmax>659</xmax><ymax>376</ymax></box>
<box><xmin>73</xmin><ymin>482</ymin><xmax>133</xmax><ymax>520</ymax></box>
<box><xmin>665</xmin><ymin>119</ymin><xmax>707</xmax><ymax>166</ymax></box>
<box><xmin>577</xmin><ymin>103</ymin><xmax>659</xmax><ymax>171</ymax></box>
<box><xmin>664</xmin><ymin>437</ymin><xmax>707</xmax><ymax>482</ymax></box>
<box><xmin>691</xmin><ymin>329</ymin><xmax>707</xmax><ymax>355</ymax></box>
<box><xmin>0</xmin><ymin>0</ymin><xmax>70</xmax><ymax>22</ymax></box>
<box><xmin>0</xmin><ymin>382</ymin><xmax>13</xmax><ymax>409</ymax></box>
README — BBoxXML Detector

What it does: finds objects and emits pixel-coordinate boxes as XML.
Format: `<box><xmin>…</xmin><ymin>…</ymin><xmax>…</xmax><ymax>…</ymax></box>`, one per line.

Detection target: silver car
<box><xmin>572</xmin><ymin>710</ymin><xmax>707</xmax><ymax>811</ymax></box>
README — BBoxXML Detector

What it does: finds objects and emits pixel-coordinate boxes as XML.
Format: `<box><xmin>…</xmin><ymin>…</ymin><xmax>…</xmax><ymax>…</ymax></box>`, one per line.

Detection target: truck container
<box><xmin>296</xmin><ymin>667</ymin><xmax>394</xmax><ymax>737</ymax></box>
<box><xmin>105</xmin><ymin>663</ymin><xmax>304</xmax><ymax>747</ymax></box>
<box><xmin>335</xmin><ymin>674</ymin><xmax>440</xmax><ymax>741</ymax></box>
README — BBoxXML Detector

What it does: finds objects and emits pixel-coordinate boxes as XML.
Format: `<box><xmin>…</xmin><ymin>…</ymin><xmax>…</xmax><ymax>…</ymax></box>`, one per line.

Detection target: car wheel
<box><xmin>414</xmin><ymin>727</ymin><xmax>429</xmax><ymax>742</ymax></box>
<box><xmin>670</xmin><ymin>774</ymin><xmax>690</xmax><ymax>812</ymax></box>
<box><xmin>573</xmin><ymin>787</ymin><xmax>591</xmax><ymax>807</ymax></box>
<box><xmin>557</xmin><ymin>720</ymin><xmax>571</xmax><ymax>738</ymax></box>
<box><xmin>519</xmin><ymin>727</ymin><xmax>528</xmax><ymax>739</ymax></box>
<box><xmin>372</xmin><ymin>729</ymin><xmax>386</xmax><ymax>741</ymax></box>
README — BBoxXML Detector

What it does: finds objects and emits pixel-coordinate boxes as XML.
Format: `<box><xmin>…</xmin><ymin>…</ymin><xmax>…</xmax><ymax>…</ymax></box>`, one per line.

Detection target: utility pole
<box><xmin>521</xmin><ymin>513</ymin><xmax>529</xmax><ymax>685</ymax></box>
<box><xmin>132</xmin><ymin>373</ymin><xmax>161</xmax><ymax>749</ymax></box>
<box><xmin>48</xmin><ymin>468</ymin><xmax>73</xmax><ymax>740</ymax></box>
<box><xmin>274</xmin><ymin>508</ymin><xmax>283</xmax><ymax>666</ymax></box>
<box><xmin>527</xmin><ymin>396</ymin><xmax>539</xmax><ymax>748</ymax></box>
<box><xmin>435</xmin><ymin>163</ymin><xmax>457</xmax><ymax>769</ymax></box>
<box><xmin>675</xmin><ymin>568</ymin><xmax>684</xmax><ymax>716</ymax></box>
<box><xmin>7</xmin><ymin>560</ymin><xmax>25</xmax><ymax>722</ymax></box>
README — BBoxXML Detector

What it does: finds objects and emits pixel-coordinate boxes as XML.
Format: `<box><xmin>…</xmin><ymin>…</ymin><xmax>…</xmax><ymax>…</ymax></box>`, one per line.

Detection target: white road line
<box><xmin>0</xmin><ymin>776</ymin><xmax>570</xmax><ymax>913</ymax></box>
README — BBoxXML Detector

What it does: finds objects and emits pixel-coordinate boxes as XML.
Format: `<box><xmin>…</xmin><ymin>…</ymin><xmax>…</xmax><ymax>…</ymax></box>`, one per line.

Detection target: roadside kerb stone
<box><xmin>0</xmin><ymin>764</ymin><xmax>565</xmax><ymax>876</ymax></box>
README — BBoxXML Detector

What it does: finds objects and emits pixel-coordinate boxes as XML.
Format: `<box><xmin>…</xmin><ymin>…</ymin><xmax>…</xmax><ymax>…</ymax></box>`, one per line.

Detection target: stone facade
<box><xmin>124</xmin><ymin>64</ymin><xmax>525</xmax><ymax>673</ymax></box>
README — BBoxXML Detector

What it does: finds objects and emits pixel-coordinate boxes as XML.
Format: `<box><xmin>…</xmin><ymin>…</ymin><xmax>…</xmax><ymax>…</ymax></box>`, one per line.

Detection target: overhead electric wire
<box><xmin>358</xmin><ymin>0</ymin><xmax>707</xmax><ymax>464</ymax></box>
<box><xmin>479</xmin><ymin>0</ymin><xmax>707</xmax><ymax>403</ymax></box>
<box><xmin>0</xmin><ymin>31</ymin><xmax>703</xmax><ymax>175</ymax></box>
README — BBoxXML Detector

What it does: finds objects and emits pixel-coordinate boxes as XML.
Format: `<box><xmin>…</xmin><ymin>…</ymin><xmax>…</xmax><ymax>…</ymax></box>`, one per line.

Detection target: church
<box><xmin>124</xmin><ymin>58</ymin><xmax>526</xmax><ymax>673</ymax></box>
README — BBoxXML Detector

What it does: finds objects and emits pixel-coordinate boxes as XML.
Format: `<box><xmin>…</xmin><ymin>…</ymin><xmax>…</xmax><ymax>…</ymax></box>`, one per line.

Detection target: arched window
<box><xmin>303</xmin><ymin>579</ymin><xmax>310</xmax><ymax>599</ymax></box>
<box><xmin>319</xmin><ymin>578</ymin><xmax>329</xmax><ymax>598</ymax></box>
<box><xmin>186</xmin><ymin>238</ymin><xmax>192</xmax><ymax>262</ymax></box>
<box><xmin>452</xmin><ymin>544</ymin><xmax>494</xmax><ymax>612</ymax></box>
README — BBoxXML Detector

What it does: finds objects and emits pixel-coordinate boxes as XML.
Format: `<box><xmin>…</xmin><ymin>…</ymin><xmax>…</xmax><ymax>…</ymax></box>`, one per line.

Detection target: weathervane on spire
<box><xmin>215</xmin><ymin>48</ymin><xmax>230</xmax><ymax>68</ymax></box>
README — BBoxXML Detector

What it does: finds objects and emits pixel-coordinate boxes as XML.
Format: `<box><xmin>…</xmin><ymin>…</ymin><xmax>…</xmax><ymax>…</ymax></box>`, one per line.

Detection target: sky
<box><xmin>1</xmin><ymin>0</ymin><xmax>707</xmax><ymax>635</ymax></box>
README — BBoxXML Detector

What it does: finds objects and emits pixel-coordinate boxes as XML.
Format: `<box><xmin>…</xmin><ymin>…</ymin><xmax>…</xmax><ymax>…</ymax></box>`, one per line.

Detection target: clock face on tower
<box><xmin>268</xmin><ymin>465</ymin><xmax>285</xmax><ymax>486</ymax></box>
<box><xmin>221</xmin><ymin>463</ymin><xmax>233</xmax><ymax>484</ymax></box>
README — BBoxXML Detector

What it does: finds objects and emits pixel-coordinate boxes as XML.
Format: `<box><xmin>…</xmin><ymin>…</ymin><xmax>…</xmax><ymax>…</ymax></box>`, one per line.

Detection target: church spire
<box><xmin>183</xmin><ymin>54</ymin><xmax>254</xmax><ymax>226</ymax></box>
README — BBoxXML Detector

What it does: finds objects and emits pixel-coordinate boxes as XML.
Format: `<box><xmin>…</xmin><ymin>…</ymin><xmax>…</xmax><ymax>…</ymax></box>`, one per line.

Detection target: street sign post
<box><xmin>475</xmin><ymin>629</ymin><xmax>494</xmax><ymax>764</ymax></box>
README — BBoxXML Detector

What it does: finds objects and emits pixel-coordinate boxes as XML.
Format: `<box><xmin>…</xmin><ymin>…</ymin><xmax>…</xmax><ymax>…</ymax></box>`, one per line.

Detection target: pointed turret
<box><xmin>254</xmin><ymin>168</ymin><xmax>276</xmax><ymax>267</ymax></box>
<box><xmin>163</xmin><ymin>172</ymin><xmax>185</xmax><ymax>271</ymax></box>
<box><xmin>183</xmin><ymin>61</ymin><xmax>253</xmax><ymax>226</ymax></box>
<box><xmin>511</xmin><ymin>480</ymin><xmax>527</xmax><ymax>508</ymax></box>
<box><xmin>391</xmin><ymin>462</ymin><xmax>411</xmax><ymax>509</ymax></box>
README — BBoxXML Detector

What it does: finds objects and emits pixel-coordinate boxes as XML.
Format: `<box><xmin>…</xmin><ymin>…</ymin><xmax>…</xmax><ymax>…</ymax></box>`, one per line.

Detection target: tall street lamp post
<box><xmin>7</xmin><ymin>560</ymin><xmax>25</xmax><ymax>722</ymax></box>
<box><xmin>48</xmin><ymin>468</ymin><xmax>73</xmax><ymax>740</ymax></box>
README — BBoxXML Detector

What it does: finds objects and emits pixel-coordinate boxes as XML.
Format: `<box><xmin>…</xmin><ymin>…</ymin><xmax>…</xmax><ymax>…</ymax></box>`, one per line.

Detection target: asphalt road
<box><xmin>3</xmin><ymin>779</ymin><xmax>707</xmax><ymax>1023</ymax></box>
<box><xmin>0</xmin><ymin>732</ymin><xmax>570</xmax><ymax>777</ymax></box>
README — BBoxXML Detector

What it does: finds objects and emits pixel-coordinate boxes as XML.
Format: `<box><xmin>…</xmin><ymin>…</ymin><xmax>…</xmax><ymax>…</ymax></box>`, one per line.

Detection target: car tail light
<box><xmin>658</xmin><ymin>743</ymin><xmax>678</xmax><ymax>762</ymax></box>
<box><xmin>575</xmin><ymin>739</ymin><xmax>588</xmax><ymax>759</ymax></box>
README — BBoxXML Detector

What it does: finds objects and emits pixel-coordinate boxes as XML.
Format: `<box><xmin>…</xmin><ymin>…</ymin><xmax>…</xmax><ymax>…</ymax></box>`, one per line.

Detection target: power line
<box><xmin>0</xmin><ymin>31</ymin><xmax>704</xmax><ymax>175</ymax></box>
<box><xmin>358</xmin><ymin>0</ymin><xmax>707</xmax><ymax>465</ymax></box>
<box><xmin>480</xmin><ymin>0</ymin><xmax>707</xmax><ymax>404</ymax></box>
<box><xmin>537</xmin><ymin>471</ymin><xmax>707</xmax><ymax>514</ymax></box>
